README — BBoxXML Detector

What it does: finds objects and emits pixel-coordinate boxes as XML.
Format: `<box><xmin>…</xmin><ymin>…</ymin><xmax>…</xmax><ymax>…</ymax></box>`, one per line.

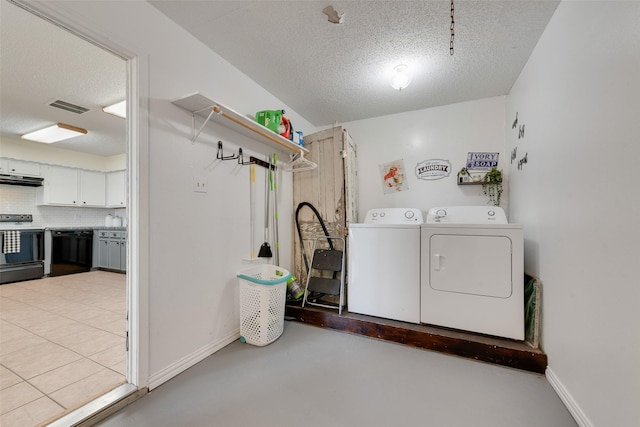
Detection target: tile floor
<box><xmin>0</xmin><ymin>271</ymin><xmax>127</xmax><ymax>427</ymax></box>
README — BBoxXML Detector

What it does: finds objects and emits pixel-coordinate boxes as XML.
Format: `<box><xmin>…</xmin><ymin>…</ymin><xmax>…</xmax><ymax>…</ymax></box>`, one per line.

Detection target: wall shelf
<box><xmin>457</xmin><ymin>181</ymin><xmax>484</xmax><ymax>186</ymax></box>
<box><xmin>171</xmin><ymin>92</ymin><xmax>308</xmax><ymax>155</ymax></box>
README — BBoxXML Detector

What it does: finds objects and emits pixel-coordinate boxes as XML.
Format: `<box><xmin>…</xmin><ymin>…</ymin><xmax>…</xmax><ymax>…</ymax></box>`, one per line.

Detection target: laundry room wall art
<box><xmin>379</xmin><ymin>159</ymin><xmax>408</xmax><ymax>194</ymax></box>
<box><xmin>510</xmin><ymin>111</ymin><xmax>530</xmax><ymax>171</ymax></box>
<box><xmin>415</xmin><ymin>158</ymin><xmax>451</xmax><ymax>180</ymax></box>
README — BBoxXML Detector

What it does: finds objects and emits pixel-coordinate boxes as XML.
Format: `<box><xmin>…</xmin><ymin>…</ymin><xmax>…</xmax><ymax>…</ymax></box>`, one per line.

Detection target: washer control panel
<box><xmin>364</xmin><ymin>208</ymin><xmax>423</xmax><ymax>224</ymax></box>
<box><xmin>425</xmin><ymin>206</ymin><xmax>508</xmax><ymax>224</ymax></box>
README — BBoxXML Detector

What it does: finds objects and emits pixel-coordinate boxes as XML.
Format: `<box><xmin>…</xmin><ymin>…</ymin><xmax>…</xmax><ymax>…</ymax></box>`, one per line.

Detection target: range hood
<box><xmin>0</xmin><ymin>174</ymin><xmax>44</xmax><ymax>187</ymax></box>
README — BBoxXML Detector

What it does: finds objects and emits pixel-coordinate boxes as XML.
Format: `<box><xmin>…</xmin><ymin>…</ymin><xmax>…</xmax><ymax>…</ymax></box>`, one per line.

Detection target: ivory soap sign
<box><xmin>466</xmin><ymin>152</ymin><xmax>499</xmax><ymax>170</ymax></box>
<box><xmin>415</xmin><ymin>159</ymin><xmax>451</xmax><ymax>180</ymax></box>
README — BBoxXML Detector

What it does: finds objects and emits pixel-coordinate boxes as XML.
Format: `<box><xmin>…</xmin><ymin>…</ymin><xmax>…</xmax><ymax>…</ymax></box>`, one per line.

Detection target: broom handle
<box><xmin>250</xmin><ymin>165</ymin><xmax>255</xmax><ymax>258</ymax></box>
<box><xmin>264</xmin><ymin>155</ymin><xmax>270</xmax><ymax>241</ymax></box>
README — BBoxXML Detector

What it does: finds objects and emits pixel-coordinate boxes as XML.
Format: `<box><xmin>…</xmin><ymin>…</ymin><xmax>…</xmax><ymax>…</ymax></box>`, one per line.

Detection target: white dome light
<box><xmin>390</xmin><ymin>64</ymin><xmax>412</xmax><ymax>91</ymax></box>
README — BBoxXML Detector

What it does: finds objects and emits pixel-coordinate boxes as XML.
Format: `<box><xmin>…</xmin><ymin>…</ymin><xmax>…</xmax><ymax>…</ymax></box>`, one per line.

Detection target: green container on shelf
<box><xmin>255</xmin><ymin>110</ymin><xmax>283</xmax><ymax>133</ymax></box>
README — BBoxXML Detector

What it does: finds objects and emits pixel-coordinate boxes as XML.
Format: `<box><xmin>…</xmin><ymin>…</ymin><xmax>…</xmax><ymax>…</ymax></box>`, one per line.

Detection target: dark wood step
<box><xmin>285</xmin><ymin>304</ymin><xmax>547</xmax><ymax>374</ymax></box>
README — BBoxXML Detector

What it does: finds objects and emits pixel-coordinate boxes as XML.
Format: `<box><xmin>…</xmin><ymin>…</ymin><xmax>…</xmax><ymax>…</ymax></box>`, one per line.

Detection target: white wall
<box><xmin>32</xmin><ymin>0</ymin><xmax>316</xmax><ymax>389</ymax></box>
<box><xmin>344</xmin><ymin>96</ymin><xmax>507</xmax><ymax>221</ymax></box>
<box><xmin>507</xmin><ymin>1</ymin><xmax>640</xmax><ymax>426</ymax></box>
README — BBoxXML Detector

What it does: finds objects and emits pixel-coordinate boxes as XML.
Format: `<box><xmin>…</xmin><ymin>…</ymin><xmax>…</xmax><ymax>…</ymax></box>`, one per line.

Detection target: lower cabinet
<box><xmin>97</xmin><ymin>230</ymin><xmax>126</xmax><ymax>272</ymax></box>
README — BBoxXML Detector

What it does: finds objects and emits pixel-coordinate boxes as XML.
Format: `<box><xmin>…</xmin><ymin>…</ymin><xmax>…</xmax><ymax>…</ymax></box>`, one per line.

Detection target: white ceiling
<box><xmin>0</xmin><ymin>1</ymin><xmax>126</xmax><ymax>158</ymax></box>
<box><xmin>150</xmin><ymin>0</ymin><xmax>560</xmax><ymax>126</ymax></box>
<box><xmin>0</xmin><ymin>1</ymin><xmax>559</xmax><ymax>158</ymax></box>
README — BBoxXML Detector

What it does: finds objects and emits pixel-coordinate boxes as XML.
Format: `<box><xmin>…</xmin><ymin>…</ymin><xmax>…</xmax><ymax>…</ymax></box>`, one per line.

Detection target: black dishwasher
<box><xmin>50</xmin><ymin>229</ymin><xmax>94</xmax><ymax>277</ymax></box>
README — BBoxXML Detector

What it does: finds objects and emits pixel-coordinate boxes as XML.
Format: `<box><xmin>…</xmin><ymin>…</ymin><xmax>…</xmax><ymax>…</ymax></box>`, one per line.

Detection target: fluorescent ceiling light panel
<box><xmin>102</xmin><ymin>100</ymin><xmax>126</xmax><ymax>118</ymax></box>
<box><xmin>21</xmin><ymin>123</ymin><xmax>87</xmax><ymax>144</ymax></box>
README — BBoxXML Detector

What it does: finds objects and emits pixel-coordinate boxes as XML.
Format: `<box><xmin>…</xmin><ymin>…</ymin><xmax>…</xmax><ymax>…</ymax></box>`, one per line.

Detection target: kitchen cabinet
<box><xmin>106</xmin><ymin>170</ymin><xmax>126</xmax><ymax>207</ymax></box>
<box><xmin>79</xmin><ymin>170</ymin><xmax>106</xmax><ymax>206</ymax></box>
<box><xmin>97</xmin><ymin>230</ymin><xmax>126</xmax><ymax>272</ymax></box>
<box><xmin>39</xmin><ymin>165</ymin><xmax>78</xmax><ymax>205</ymax></box>
<box><xmin>0</xmin><ymin>158</ymin><xmax>41</xmax><ymax>176</ymax></box>
<box><xmin>38</xmin><ymin>165</ymin><xmax>106</xmax><ymax>207</ymax></box>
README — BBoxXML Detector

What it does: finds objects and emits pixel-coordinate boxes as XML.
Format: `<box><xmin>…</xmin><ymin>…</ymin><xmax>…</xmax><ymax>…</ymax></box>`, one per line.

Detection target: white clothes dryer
<box><xmin>348</xmin><ymin>208</ymin><xmax>423</xmax><ymax>324</ymax></box>
<box><xmin>421</xmin><ymin>206</ymin><xmax>524</xmax><ymax>340</ymax></box>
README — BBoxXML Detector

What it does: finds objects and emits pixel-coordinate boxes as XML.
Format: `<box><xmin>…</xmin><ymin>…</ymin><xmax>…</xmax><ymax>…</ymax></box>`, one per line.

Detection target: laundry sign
<box><xmin>415</xmin><ymin>159</ymin><xmax>451</xmax><ymax>180</ymax></box>
<box><xmin>466</xmin><ymin>152</ymin><xmax>499</xmax><ymax>170</ymax></box>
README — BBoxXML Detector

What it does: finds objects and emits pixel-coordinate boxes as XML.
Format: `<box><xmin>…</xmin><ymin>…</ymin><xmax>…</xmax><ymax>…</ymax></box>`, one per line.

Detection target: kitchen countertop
<box><xmin>1</xmin><ymin>225</ymin><xmax>127</xmax><ymax>231</ymax></box>
<box><xmin>93</xmin><ymin>227</ymin><xmax>127</xmax><ymax>231</ymax></box>
<box><xmin>47</xmin><ymin>226</ymin><xmax>127</xmax><ymax>231</ymax></box>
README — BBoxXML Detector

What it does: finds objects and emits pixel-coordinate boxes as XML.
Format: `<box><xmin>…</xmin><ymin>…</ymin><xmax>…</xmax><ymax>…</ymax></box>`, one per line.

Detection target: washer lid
<box><xmin>426</xmin><ymin>206</ymin><xmax>508</xmax><ymax>224</ymax></box>
<box><xmin>364</xmin><ymin>208</ymin><xmax>423</xmax><ymax>224</ymax></box>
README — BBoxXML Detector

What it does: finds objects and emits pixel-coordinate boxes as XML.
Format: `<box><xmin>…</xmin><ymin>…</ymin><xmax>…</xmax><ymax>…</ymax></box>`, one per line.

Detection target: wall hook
<box><xmin>238</xmin><ymin>148</ymin><xmax>255</xmax><ymax>165</ymax></box>
<box><xmin>217</xmin><ymin>141</ymin><xmax>238</xmax><ymax>161</ymax></box>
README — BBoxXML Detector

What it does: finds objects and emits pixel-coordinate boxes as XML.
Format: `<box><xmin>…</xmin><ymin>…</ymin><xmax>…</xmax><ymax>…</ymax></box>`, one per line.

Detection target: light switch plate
<box><xmin>193</xmin><ymin>176</ymin><xmax>207</xmax><ymax>193</ymax></box>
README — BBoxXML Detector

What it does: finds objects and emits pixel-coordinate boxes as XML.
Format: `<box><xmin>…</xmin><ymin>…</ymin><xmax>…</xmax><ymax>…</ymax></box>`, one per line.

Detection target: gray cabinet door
<box><xmin>99</xmin><ymin>239</ymin><xmax>109</xmax><ymax>268</ymax></box>
<box><xmin>108</xmin><ymin>240</ymin><xmax>121</xmax><ymax>270</ymax></box>
<box><xmin>120</xmin><ymin>239</ymin><xmax>127</xmax><ymax>271</ymax></box>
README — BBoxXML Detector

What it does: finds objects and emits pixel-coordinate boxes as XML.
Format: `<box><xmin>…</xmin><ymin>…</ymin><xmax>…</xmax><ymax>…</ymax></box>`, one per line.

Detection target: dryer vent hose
<box><xmin>295</xmin><ymin>202</ymin><xmax>335</xmax><ymax>272</ymax></box>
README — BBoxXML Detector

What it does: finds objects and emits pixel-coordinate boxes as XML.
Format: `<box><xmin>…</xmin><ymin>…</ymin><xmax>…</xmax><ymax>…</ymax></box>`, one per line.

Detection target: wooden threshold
<box><xmin>285</xmin><ymin>304</ymin><xmax>547</xmax><ymax>374</ymax></box>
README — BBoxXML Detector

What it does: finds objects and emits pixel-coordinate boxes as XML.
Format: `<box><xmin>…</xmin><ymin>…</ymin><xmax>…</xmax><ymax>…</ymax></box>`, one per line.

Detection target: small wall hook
<box><xmin>238</xmin><ymin>148</ymin><xmax>255</xmax><ymax>165</ymax></box>
<box><xmin>217</xmin><ymin>141</ymin><xmax>238</xmax><ymax>161</ymax></box>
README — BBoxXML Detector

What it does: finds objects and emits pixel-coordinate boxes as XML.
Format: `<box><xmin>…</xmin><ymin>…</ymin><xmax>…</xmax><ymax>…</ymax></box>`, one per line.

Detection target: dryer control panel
<box><xmin>364</xmin><ymin>208</ymin><xmax>423</xmax><ymax>224</ymax></box>
<box><xmin>426</xmin><ymin>206</ymin><xmax>508</xmax><ymax>224</ymax></box>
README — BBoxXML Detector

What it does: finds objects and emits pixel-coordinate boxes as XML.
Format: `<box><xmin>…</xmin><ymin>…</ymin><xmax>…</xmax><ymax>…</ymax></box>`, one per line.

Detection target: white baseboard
<box><xmin>546</xmin><ymin>367</ymin><xmax>593</xmax><ymax>427</ymax></box>
<box><xmin>149</xmin><ymin>329</ymin><xmax>240</xmax><ymax>390</ymax></box>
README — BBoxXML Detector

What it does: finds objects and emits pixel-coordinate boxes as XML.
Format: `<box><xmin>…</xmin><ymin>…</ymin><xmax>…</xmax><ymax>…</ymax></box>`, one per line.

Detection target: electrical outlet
<box><xmin>193</xmin><ymin>176</ymin><xmax>207</xmax><ymax>193</ymax></box>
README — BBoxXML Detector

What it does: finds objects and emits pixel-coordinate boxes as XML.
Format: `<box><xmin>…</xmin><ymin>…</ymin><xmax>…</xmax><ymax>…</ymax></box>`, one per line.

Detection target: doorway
<box><xmin>0</xmin><ymin>0</ymin><xmax>145</xmax><ymax>425</ymax></box>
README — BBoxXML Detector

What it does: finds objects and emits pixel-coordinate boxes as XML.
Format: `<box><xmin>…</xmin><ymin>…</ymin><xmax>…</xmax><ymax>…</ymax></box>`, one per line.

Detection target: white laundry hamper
<box><xmin>237</xmin><ymin>264</ymin><xmax>291</xmax><ymax>346</ymax></box>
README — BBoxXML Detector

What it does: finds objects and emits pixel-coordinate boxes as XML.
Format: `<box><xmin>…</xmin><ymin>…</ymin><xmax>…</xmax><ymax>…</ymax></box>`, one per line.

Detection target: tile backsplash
<box><xmin>0</xmin><ymin>184</ymin><xmax>126</xmax><ymax>227</ymax></box>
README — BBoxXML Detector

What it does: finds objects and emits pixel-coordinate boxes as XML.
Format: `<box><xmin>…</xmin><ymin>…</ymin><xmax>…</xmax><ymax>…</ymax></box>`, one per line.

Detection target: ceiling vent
<box><xmin>48</xmin><ymin>99</ymin><xmax>90</xmax><ymax>114</ymax></box>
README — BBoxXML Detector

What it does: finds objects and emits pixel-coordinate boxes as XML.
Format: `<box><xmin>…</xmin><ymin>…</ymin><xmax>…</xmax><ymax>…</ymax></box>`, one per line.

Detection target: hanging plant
<box><xmin>482</xmin><ymin>168</ymin><xmax>503</xmax><ymax>206</ymax></box>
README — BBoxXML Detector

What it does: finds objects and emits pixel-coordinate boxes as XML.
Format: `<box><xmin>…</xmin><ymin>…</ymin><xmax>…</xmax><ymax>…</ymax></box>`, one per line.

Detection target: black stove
<box><xmin>0</xmin><ymin>213</ymin><xmax>45</xmax><ymax>284</ymax></box>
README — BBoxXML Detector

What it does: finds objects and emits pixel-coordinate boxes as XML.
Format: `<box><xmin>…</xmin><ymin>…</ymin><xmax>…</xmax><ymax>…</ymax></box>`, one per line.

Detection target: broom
<box><xmin>258</xmin><ymin>155</ymin><xmax>273</xmax><ymax>258</ymax></box>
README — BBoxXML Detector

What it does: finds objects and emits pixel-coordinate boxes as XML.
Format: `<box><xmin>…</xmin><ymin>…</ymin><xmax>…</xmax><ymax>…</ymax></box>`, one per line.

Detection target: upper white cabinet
<box><xmin>106</xmin><ymin>170</ymin><xmax>126</xmax><ymax>207</ymax></box>
<box><xmin>39</xmin><ymin>165</ymin><xmax>78</xmax><ymax>205</ymax></box>
<box><xmin>0</xmin><ymin>158</ymin><xmax>41</xmax><ymax>176</ymax></box>
<box><xmin>79</xmin><ymin>170</ymin><xmax>106</xmax><ymax>206</ymax></box>
<box><xmin>38</xmin><ymin>165</ymin><xmax>106</xmax><ymax>207</ymax></box>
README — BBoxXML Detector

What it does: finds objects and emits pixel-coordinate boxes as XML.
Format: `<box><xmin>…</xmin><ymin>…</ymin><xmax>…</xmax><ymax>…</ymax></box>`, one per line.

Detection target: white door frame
<box><xmin>10</xmin><ymin>0</ymin><xmax>150</xmax><ymax>392</ymax></box>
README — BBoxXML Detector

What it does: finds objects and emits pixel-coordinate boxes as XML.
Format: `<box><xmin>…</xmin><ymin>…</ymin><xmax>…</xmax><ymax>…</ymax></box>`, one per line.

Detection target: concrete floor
<box><xmin>98</xmin><ymin>321</ymin><xmax>577</xmax><ymax>427</ymax></box>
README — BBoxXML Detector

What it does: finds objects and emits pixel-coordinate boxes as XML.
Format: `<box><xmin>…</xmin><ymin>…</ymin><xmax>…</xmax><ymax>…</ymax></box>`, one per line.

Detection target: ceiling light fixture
<box><xmin>102</xmin><ymin>100</ymin><xmax>126</xmax><ymax>118</ymax></box>
<box><xmin>21</xmin><ymin>123</ymin><xmax>87</xmax><ymax>144</ymax></box>
<box><xmin>390</xmin><ymin>64</ymin><xmax>412</xmax><ymax>91</ymax></box>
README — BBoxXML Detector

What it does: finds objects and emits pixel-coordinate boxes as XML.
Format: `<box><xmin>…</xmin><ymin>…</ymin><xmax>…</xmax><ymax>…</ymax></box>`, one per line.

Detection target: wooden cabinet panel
<box><xmin>292</xmin><ymin>126</ymin><xmax>357</xmax><ymax>285</ymax></box>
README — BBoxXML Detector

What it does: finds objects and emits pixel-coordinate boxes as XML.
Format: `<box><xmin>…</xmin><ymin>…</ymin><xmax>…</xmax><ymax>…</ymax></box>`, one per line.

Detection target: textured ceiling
<box><xmin>0</xmin><ymin>1</ymin><xmax>559</xmax><ymax>158</ymax></box>
<box><xmin>150</xmin><ymin>0</ymin><xmax>560</xmax><ymax>126</ymax></box>
<box><xmin>0</xmin><ymin>1</ymin><xmax>126</xmax><ymax>157</ymax></box>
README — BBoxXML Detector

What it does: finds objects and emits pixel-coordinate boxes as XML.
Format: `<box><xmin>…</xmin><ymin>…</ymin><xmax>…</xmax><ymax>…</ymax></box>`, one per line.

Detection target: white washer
<box><xmin>421</xmin><ymin>206</ymin><xmax>524</xmax><ymax>340</ymax></box>
<box><xmin>348</xmin><ymin>208</ymin><xmax>423</xmax><ymax>324</ymax></box>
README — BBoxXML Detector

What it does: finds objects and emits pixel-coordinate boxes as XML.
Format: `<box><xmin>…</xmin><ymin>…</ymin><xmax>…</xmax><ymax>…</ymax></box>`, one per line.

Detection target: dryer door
<box><xmin>429</xmin><ymin>234</ymin><xmax>512</xmax><ymax>298</ymax></box>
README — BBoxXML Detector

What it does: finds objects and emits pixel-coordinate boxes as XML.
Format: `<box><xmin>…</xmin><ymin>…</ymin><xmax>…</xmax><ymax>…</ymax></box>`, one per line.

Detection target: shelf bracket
<box><xmin>191</xmin><ymin>108</ymin><xmax>216</xmax><ymax>144</ymax></box>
